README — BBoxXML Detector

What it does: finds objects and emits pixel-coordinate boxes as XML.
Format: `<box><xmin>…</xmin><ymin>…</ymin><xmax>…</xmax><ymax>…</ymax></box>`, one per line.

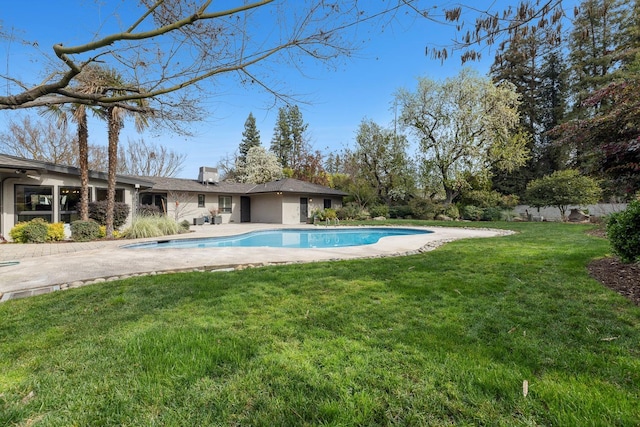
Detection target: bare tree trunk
<box><xmin>77</xmin><ymin>110</ymin><xmax>90</xmax><ymax>221</ymax></box>
<box><xmin>106</xmin><ymin>108</ymin><xmax>121</xmax><ymax>238</ymax></box>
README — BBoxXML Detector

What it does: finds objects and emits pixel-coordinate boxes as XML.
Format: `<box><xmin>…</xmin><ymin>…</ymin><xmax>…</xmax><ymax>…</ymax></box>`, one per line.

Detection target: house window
<box><xmin>59</xmin><ymin>186</ymin><xmax>82</xmax><ymax>223</ymax></box>
<box><xmin>140</xmin><ymin>193</ymin><xmax>167</xmax><ymax>214</ymax></box>
<box><xmin>15</xmin><ymin>185</ymin><xmax>53</xmax><ymax>223</ymax></box>
<box><xmin>324</xmin><ymin>199</ymin><xmax>332</xmax><ymax>209</ymax></box>
<box><xmin>198</xmin><ymin>194</ymin><xmax>205</xmax><ymax>208</ymax></box>
<box><xmin>218</xmin><ymin>195</ymin><xmax>232</xmax><ymax>213</ymax></box>
<box><xmin>96</xmin><ymin>188</ymin><xmax>124</xmax><ymax>203</ymax></box>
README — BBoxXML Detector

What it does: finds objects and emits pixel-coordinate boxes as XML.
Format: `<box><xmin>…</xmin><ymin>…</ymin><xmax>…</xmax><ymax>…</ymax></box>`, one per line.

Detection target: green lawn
<box><xmin>1</xmin><ymin>222</ymin><xmax>639</xmax><ymax>426</ymax></box>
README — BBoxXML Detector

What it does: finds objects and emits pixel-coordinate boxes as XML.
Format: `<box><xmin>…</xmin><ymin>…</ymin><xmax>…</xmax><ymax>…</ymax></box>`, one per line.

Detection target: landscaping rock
<box><xmin>568</xmin><ymin>208</ymin><xmax>590</xmax><ymax>222</ymax></box>
<box><xmin>436</xmin><ymin>214</ymin><xmax>453</xmax><ymax>221</ymax></box>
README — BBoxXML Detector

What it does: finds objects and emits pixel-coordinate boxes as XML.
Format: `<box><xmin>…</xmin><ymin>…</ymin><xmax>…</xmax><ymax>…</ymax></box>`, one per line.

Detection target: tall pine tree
<box><xmin>239</xmin><ymin>112</ymin><xmax>261</xmax><ymax>163</ymax></box>
<box><xmin>489</xmin><ymin>14</ymin><xmax>564</xmax><ymax>196</ymax></box>
<box><xmin>270</xmin><ymin>107</ymin><xmax>293</xmax><ymax>168</ymax></box>
<box><xmin>568</xmin><ymin>0</ymin><xmax>626</xmax><ymax>118</ymax></box>
<box><xmin>566</xmin><ymin>0</ymin><xmax>629</xmax><ymax>174</ymax></box>
<box><xmin>537</xmin><ymin>49</ymin><xmax>570</xmax><ymax>176</ymax></box>
<box><xmin>269</xmin><ymin>105</ymin><xmax>309</xmax><ymax>170</ymax></box>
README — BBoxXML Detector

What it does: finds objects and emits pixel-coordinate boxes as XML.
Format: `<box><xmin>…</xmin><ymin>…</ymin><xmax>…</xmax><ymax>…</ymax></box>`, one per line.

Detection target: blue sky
<box><xmin>1</xmin><ymin>1</ymin><xmax>534</xmax><ymax>179</ymax></box>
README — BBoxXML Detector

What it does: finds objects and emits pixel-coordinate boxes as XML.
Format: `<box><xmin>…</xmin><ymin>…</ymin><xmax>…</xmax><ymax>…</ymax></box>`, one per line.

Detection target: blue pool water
<box><xmin>124</xmin><ymin>227</ymin><xmax>432</xmax><ymax>249</ymax></box>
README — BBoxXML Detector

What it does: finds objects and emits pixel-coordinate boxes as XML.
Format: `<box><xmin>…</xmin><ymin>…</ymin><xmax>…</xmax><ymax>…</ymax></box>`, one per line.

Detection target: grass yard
<box><xmin>1</xmin><ymin>222</ymin><xmax>639</xmax><ymax>426</ymax></box>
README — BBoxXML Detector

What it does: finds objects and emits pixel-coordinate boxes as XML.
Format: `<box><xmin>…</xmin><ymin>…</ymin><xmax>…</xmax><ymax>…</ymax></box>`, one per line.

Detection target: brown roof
<box><xmin>143</xmin><ymin>176</ymin><xmax>347</xmax><ymax>196</ymax></box>
<box><xmin>0</xmin><ymin>153</ymin><xmax>154</xmax><ymax>187</ymax></box>
<box><xmin>0</xmin><ymin>154</ymin><xmax>42</xmax><ymax>170</ymax></box>
<box><xmin>247</xmin><ymin>178</ymin><xmax>348</xmax><ymax>196</ymax></box>
<box><xmin>0</xmin><ymin>153</ymin><xmax>347</xmax><ymax>197</ymax></box>
<box><xmin>143</xmin><ymin>176</ymin><xmax>255</xmax><ymax>194</ymax></box>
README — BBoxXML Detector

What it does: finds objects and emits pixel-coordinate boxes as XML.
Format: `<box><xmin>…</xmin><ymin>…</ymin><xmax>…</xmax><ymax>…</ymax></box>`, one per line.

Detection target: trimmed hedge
<box><xmin>71</xmin><ymin>220</ymin><xmax>101</xmax><ymax>242</ymax></box>
<box><xmin>22</xmin><ymin>219</ymin><xmax>49</xmax><ymax>243</ymax></box>
<box><xmin>88</xmin><ymin>201</ymin><xmax>130</xmax><ymax>228</ymax></box>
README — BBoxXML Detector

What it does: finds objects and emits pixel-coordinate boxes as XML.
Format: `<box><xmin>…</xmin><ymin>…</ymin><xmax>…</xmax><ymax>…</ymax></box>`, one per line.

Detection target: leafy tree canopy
<box><xmin>525</xmin><ymin>169</ymin><xmax>601</xmax><ymax>220</ymax></box>
<box><xmin>397</xmin><ymin>68</ymin><xmax>528</xmax><ymax>204</ymax></box>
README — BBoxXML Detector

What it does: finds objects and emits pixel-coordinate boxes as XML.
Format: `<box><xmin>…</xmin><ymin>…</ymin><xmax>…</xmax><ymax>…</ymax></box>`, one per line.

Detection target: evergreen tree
<box><xmin>287</xmin><ymin>105</ymin><xmax>309</xmax><ymax>171</ymax></box>
<box><xmin>613</xmin><ymin>0</ymin><xmax>640</xmax><ymax>74</ymax></box>
<box><xmin>566</xmin><ymin>0</ymin><xmax>630</xmax><ymax>174</ymax></box>
<box><xmin>489</xmin><ymin>14</ymin><xmax>566</xmax><ymax>197</ymax></box>
<box><xmin>270</xmin><ymin>107</ymin><xmax>293</xmax><ymax>168</ymax></box>
<box><xmin>239</xmin><ymin>112</ymin><xmax>261</xmax><ymax>163</ymax></box>
<box><xmin>568</xmin><ymin>0</ymin><xmax>626</xmax><ymax>118</ymax></box>
<box><xmin>269</xmin><ymin>105</ymin><xmax>309</xmax><ymax>170</ymax></box>
<box><xmin>537</xmin><ymin>49</ymin><xmax>570</xmax><ymax>176</ymax></box>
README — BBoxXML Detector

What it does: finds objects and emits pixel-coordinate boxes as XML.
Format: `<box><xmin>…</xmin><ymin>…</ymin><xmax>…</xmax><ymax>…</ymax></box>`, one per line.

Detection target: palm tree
<box><xmin>42</xmin><ymin>66</ymin><xmax>106</xmax><ymax>221</ymax></box>
<box><xmin>97</xmin><ymin>68</ymin><xmax>150</xmax><ymax>237</ymax></box>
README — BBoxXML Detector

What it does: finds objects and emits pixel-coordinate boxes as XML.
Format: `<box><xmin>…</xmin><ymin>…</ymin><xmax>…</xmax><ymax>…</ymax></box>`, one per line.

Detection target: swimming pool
<box><xmin>124</xmin><ymin>227</ymin><xmax>432</xmax><ymax>249</ymax></box>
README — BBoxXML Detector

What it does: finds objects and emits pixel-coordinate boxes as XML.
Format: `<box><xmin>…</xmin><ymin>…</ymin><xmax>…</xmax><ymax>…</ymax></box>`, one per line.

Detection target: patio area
<box><xmin>0</xmin><ymin>223</ymin><xmax>510</xmax><ymax>302</ymax></box>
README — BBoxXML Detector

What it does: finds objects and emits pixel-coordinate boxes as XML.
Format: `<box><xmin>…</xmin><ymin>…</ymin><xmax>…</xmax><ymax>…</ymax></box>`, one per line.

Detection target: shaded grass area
<box><xmin>1</xmin><ymin>222</ymin><xmax>639</xmax><ymax>425</ymax></box>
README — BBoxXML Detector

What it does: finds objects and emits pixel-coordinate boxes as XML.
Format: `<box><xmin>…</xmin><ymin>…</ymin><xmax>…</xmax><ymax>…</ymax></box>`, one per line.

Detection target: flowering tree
<box><xmin>237</xmin><ymin>146</ymin><xmax>283</xmax><ymax>184</ymax></box>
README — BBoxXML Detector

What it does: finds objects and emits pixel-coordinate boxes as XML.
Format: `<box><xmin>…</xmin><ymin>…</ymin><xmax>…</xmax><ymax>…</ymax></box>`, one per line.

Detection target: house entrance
<box><xmin>300</xmin><ymin>197</ymin><xmax>308</xmax><ymax>223</ymax></box>
<box><xmin>240</xmin><ymin>196</ymin><xmax>251</xmax><ymax>222</ymax></box>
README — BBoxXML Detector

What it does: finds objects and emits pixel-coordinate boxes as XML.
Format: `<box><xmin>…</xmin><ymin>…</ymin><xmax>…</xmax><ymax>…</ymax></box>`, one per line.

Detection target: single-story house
<box><xmin>0</xmin><ymin>154</ymin><xmax>347</xmax><ymax>239</ymax></box>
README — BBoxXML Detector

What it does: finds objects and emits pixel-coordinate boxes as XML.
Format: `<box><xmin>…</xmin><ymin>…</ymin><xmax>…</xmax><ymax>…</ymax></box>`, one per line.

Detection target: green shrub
<box><xmin>9</xmin><ymin>222</ymin><xmax>29</xmax><ymax>243</ymax></box>
<box><xmin>21</xmin><ymin>218</ymin><xmax>50</xmax><ymax>243</ymax></box>
<box><xmin>443</xmin><ymin>204</ymin><xmax>460</xmax><ymax>220</ymax></box>
<box><xmin>312</xmin><ymin>209</ymin><xmax>326</xmax><ymax>221</ymax></box>
<box><xmin>179</xmin><ymin>220</ymin><xmax>191</xmax><ymax>233</ymax></box>
<box><xmin>368</xmin><ymin>204</ymin><xmax>389</xmax><ymax>218</ymax></box>
<box><xmin>10</xmin><ymin>219</ymin><xmax>56</xmax><ymax>243</ymax></box>
<box><xmin>481</xmin><ymin>207</ymin><xmax>504</xmax><ymax>221</ymax></box>
<box><xmin>409</xmin><ymin>198</ymin><xmax>441</xmax><ymax>220</ymax></box>
<box><xmin>461</xmin><ymin>205</ymin><xmax>484</xmax><ymax>221</ymax></box>
<box><xmin>47</xmin><ymin>222</ymin><xmax>65</xmax><ymax>242</ymax></box>
<box><xmin>336</xmin><ymin>203</ymin><xmax>363</xmax><ymax>220</ymax></box>
<box><xmin>313</xmin><ymin>208</ymin><xmax>338</xmax><ymax>222</ymax></box>
<box><xmin>389</xmin><ymin>205</ymin><xmax>413</xmax><ymax>219</ymax></box>
<box><xmin>88</xmin><ymin>201</ymin><xmax>130</xmax><ymax>228</ymax></box>
<box><xmin>323</xmin><ymin>208</ymin><xmax>337</xmax><ymax>220</ymax></box>
<box><xmin>606</xmin><ymin>200</ymin><xmax>640</xmax><ymax>263</ymax></box>
<box><xmin>71</xmin><ymin>220</ymin><xmax>101</xmax><ymax>242</ymax></box>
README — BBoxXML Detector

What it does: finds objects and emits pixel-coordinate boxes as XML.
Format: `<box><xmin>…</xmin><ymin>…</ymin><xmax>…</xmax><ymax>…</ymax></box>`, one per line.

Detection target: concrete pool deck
<box><xmin>0</xmin><ymin>224</ymin><xmax>511</xmax><ymax>302</ymax></box>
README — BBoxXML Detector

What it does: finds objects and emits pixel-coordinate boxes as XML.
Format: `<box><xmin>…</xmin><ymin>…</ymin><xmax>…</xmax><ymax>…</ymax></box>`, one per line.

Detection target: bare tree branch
<box><xmin>0</xmin><ymin>0</ymin><xmax>573</xmax><ymax>112</ymax></box>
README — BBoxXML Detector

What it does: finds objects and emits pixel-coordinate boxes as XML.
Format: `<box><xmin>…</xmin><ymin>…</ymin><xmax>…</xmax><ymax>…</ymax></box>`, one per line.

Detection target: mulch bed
<box><xmin>585</xmin><ymin>227</ymin><xmax>640</xmax><ymax>306</ymax></box>
<box><xmin>588</xmin><ymin>257</ymin><xmax>640</xmax><ymax>306</ymax></box>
